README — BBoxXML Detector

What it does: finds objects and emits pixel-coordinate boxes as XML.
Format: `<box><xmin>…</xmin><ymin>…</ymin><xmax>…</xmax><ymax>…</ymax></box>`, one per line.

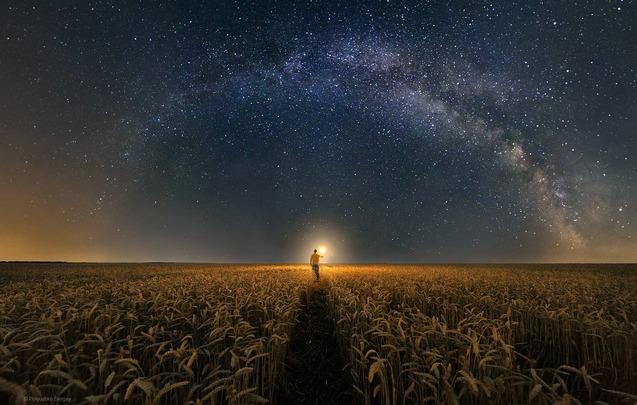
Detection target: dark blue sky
<box><xmin>1</xmin><ymin>1</ymin><xmax>635</xmax><ymax>262</ymax></box>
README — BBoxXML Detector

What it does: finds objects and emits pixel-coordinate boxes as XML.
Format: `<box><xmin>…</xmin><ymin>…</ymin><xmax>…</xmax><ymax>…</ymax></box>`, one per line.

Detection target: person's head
<box><xmin>314</xmin><ymin>249</ymin><xmax>317</xmax><ymax>253</ymax></box>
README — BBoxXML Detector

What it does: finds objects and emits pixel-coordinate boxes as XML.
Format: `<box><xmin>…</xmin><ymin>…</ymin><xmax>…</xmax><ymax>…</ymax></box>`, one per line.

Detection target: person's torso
<box><xmin>310</xmin><ymin>253</ymin><xmax>320</xmax><ymax>264</ymax></box>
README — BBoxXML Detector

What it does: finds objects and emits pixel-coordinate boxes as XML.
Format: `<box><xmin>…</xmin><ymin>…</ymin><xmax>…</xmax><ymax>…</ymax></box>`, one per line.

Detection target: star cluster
<box><xmin>1</xmin><ymin>1</ymin><xmax>635</xmax><ymax>262</ymax></box>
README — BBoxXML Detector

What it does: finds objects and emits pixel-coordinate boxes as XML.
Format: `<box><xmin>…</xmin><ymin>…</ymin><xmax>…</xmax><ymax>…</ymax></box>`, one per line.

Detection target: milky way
<box><xmin>1</xmin><ymin>1</ymin><xmax>635</xmax><ymax>262</ymax></box>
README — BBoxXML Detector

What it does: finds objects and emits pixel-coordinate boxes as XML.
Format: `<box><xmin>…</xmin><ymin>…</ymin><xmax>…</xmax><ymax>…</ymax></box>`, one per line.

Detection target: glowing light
<box><xmin>319</xmin><ymin>246</ymin><xmax>326</xmax><ymax>255</ymax></box>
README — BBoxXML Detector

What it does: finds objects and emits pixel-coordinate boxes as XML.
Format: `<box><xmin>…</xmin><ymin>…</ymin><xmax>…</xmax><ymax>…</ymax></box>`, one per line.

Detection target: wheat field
<box><xmin>0</xmin><ymin>263</ymin><xmax>636</xmax><ymax>404</ymax></box>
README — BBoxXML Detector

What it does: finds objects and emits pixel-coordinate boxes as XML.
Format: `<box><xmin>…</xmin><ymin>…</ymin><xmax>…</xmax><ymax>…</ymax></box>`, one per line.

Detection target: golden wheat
<box><xmin>1</xmin><ymin>263</ymin><xmax>636</xmax><ymax>404</ymax></box>
<box><xmin>322</xmin><ymin>264</ymin><xmax>637</xmax><ymax>404</ymax></box>
<box><xmin>0</xmin><ymin>263</ymin><xmax>306</xmax><ymax>404</ymax></box>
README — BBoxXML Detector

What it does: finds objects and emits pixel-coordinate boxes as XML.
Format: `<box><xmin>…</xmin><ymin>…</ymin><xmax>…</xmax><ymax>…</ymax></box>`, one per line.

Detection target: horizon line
<box><xmin>2</xmin><ymin>260</ymin><xmax>636</xmax><ymax>266</ymax></box>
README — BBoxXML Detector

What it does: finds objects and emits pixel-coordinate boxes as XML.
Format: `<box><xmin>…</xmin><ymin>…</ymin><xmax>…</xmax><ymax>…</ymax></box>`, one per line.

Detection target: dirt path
<box><xmin>277</xmin><ymin>279</ymin><xmax>351</xmax><ymax>404</ymax></box>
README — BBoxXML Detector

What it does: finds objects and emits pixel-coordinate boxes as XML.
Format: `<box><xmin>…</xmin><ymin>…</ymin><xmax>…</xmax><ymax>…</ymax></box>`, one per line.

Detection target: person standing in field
<box><xmin>310</xmin><ymin>249</ymin><xmax>324</xmax><ymax>282</ymax></box>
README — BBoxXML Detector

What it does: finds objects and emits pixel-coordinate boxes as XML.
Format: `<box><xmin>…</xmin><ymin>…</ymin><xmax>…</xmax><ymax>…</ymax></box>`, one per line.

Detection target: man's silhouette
<box><xmin>310</xmin><ymin>249</ymin><xmax>324</xmax><ymax>282</ymax></box>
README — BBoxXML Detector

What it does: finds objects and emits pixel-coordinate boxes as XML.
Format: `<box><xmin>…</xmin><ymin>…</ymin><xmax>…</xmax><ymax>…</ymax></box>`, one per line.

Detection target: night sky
<box><xmin>1</xmin><ymin>1</ymin><xmax>635</xmax><ymax>263</ymax></box>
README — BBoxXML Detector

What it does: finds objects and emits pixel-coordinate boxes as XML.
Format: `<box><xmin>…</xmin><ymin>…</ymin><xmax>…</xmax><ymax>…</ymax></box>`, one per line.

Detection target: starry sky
<box><xmin>1</xmin><ymin>1</ymin><xmax>635</xmax><ymax>263</ymax></box>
